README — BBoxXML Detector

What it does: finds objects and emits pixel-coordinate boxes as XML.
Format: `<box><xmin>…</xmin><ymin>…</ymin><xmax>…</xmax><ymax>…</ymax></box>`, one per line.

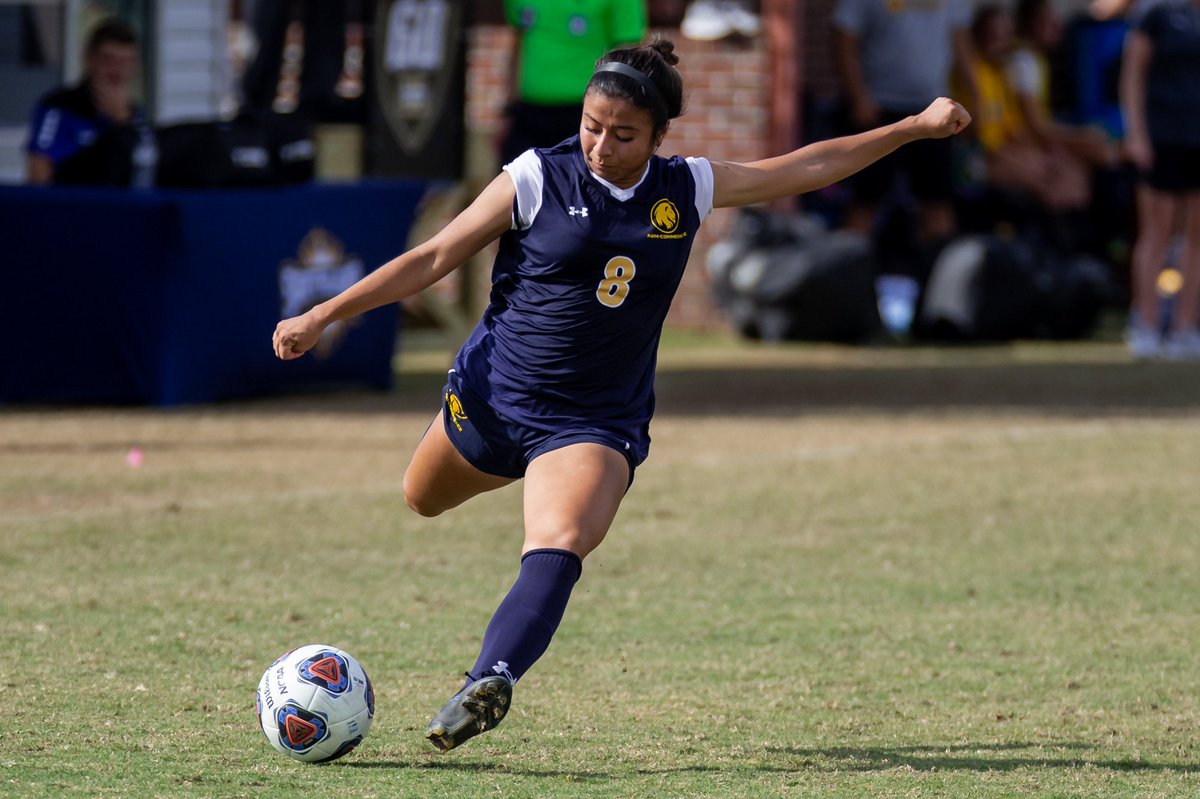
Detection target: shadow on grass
<box><xmin>10</xmin><ymin>346</ymin><xmax>1200</xmax><ymax>418</ymax></box>
<box><xmin>344</xmin><ymin>760</ymin><xmax>616</xmax><ymax>780</ymax></box>
<box><xmin>768</xmin><ymin>741</ymin><xmax>1199</xmax><ymax>774</ymax></box>
<box><xmin>276</xmin><ymin>356</ymin><xmax>1200</xmax><ymax>418</ymax></box>
<box><xmin>346</xmin><ymin>741</ymin><xmax>1196</xmax><ymax>777</ymax></box>
<box><xmin>653</xmin><ymin>361</ymin><xmax>1200</xmax><ymax>418</ymax></box>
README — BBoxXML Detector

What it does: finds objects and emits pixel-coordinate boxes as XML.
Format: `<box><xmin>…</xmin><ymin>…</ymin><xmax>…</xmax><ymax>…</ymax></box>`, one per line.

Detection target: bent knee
<box><xmin>524</xmin><ymin>526</ymin><xmax>607</xmax><ymax>559</ymax></box>
<box><xmin>402</xmin><ymin>474</ymin><xmax>445</xmax><ymax>518</ymax></box>
<box><xmin>404</xmin><ymin>492</ymin><xmax>444</xmax><ymax>518</ymax></box>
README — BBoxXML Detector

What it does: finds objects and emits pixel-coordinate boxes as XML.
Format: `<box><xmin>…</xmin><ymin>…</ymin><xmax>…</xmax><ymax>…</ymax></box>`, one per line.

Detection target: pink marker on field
<box><xmin>126</xmin><ymin>447</ymin><xmax>144</xmax><ymax>468</ymax></box>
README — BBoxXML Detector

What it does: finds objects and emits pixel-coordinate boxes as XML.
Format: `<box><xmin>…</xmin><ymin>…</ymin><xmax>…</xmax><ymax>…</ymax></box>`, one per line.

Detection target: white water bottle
<box><xmin>131</xmin><ymin>126</ymin><xmax>158</xmax><ymax>189</ymax></box>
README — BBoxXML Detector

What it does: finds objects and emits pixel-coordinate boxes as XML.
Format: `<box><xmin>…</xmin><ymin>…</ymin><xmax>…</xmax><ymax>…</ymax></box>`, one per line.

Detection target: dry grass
<box><xmin>3</xmin><ymin>335</ymin><xmax>1199</xmax><ymax>798</ymax></box>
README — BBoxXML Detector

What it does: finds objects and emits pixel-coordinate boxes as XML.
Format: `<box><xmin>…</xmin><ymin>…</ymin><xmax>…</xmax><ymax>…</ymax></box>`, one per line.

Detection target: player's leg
<box><xmin>1164</xmin><ymin>190</ymin><xmax>1200</xmax><ymax>359</ymax></box>
<box><xmin>402</xmin><ymin>410</ymin><xmax>516</xmax><ymax>517</ymax></box>
<box><xmin>425</xmin><ymin>442</ymin><xmax>630</xmax><ymax>751</ymax></box>
<box><xmin>1128</xmin><ymin>184</ymin><xmax>1178</xmax><ymax>356</ymax></box>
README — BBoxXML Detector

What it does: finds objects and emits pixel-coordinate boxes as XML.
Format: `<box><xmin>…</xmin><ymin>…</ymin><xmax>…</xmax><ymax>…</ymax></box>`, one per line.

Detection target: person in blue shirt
<box><xmin>25</xmin><ymin>18</ymin><xmax>144</xmax><ymax>186</ymax></box>
<box><xmin>273</xmin><ymin>37</ymin><xmax>970</xmax><ymax>752</ymax></box>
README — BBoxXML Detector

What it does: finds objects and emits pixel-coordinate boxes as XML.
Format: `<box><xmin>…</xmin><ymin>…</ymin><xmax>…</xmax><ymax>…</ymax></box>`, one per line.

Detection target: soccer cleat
<box><xmin>424</xmin><ymin>674</ymin><xmax>513</xmax><ymax>752</ymax></box>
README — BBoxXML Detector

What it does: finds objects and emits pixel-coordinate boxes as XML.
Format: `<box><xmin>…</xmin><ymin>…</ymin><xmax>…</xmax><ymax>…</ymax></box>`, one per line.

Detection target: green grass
<box><xmin>3</xmin><ymin>335</ymin><xmax>1200</xmax><ymax>797</ymax></box>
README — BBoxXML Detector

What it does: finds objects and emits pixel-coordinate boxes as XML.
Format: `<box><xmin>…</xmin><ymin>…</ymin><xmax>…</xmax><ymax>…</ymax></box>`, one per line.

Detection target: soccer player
<box><xmin>273</xmin><ymin>37</ymin><xmax>970</xmax><ymax>752</ymax></box>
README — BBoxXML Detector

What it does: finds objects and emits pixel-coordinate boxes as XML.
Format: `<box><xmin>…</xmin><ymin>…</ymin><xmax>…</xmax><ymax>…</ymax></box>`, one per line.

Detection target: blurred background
<box><xmin>0</xmin><ymin>0</ymin><xmax>1176</xmax><ymax>405</ymax></box>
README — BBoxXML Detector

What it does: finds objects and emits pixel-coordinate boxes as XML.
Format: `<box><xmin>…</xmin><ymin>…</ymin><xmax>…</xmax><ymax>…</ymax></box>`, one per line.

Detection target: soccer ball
<box><xmin>255</xmin><ymin>644</ymin><xmax>375</xmax><ymax>763</ymax></box>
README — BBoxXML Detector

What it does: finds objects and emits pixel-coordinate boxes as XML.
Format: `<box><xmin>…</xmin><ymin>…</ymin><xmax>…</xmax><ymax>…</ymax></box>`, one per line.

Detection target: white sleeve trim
<box><xmin>686</xmin><ymin>156</ymin><xmax>714</xmax><ymax>224</ymax></box>
<box><xmin>502</xmin><ymin>149</ymin><xmax>544</xmax><ymax>229</ymax></box>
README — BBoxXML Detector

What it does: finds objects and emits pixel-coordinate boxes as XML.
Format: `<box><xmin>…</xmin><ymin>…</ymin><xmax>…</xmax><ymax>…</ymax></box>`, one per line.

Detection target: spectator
<box><xmin>499</xmin><ymin>0</ymin><xmax>647</xmax><ymax>165</ymax></box>
<box><xmin>959</xmin><ymin>5</ymin><xmax>1091</xmax><ymax>213</ymax></box>
<box><xmin>832</xmin><ymin>0</ymin><xmax>977</xmax><ymax>272</ymax></box>
<box><xmin>1009</xmin><ymin>0</ymin><xmax>1118</xmax><ymax>169</ymax></box>
<box><xmin>25</xmin><ymin>18</ymin><xmax>146</xmax><ymax>186</ymax></box>
<box><xmin>1119</xmin><ymin>0</ymin><xmax>1200</xmax><ymax>359</ymax></box>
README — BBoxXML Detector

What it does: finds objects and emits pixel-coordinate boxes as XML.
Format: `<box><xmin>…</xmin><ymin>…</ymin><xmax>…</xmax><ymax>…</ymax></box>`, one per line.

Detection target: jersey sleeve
<box><xmin>685</xmin><ymin>157</ymin><xmax>714</xmax><ymax>224</ymax></box>
<box><xmin>502</xmin><ymin>148</ymin><xmax>545</xmax><ymax>230</ymax></box>
<box><xmin>1135</xmin><ymin>2</ymin><xmax>1165</xmax><ymax>36</ymax></box>
<box><xmin>1005</xmin><ymin>50</ymin><xmax>1039</xmax><ymax>98</ymax></box>
<box><xmin>949</xmin><ymin>0</ymin><xmax>972</xmax><ymax>30</ymax></box>
<box><xmin>609</xmin><ymin>0</ymin><xmax>648</xmax><ymax>46</ymax></box>
<box><xmin>831</xmin><ymin>0</ymin><xmax>870</xmax><ymax>35</ymax></box>
<box><xmin>26</xmin><ymin>103</ymin><xmax>67</xmax><ymax>160</ymax></box>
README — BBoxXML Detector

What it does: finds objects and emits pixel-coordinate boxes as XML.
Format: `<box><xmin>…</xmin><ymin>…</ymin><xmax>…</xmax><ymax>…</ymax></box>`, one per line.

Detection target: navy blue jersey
<box><xmin>453</xmin><ymin>137</ymin><xmax>704</xmax><ymax>463</ymax></box>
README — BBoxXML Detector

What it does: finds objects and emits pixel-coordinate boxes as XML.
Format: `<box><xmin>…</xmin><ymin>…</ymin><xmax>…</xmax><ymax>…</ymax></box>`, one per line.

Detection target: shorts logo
<box><xmin>445</xmin><ymin>389</ymin><xmax>468</xmax><ymax>432</ymax></box>
<box><xmin>648</xmin><ymin>199</ymin><xmax>687</xmax><ymax>239</ymax></box>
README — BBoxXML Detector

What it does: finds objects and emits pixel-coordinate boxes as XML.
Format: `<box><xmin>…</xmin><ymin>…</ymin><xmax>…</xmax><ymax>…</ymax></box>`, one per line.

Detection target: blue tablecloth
<box><xmin>1</xmin><ymin>180</ymin><xmax>426</xmax><ymax>405</ymax></box>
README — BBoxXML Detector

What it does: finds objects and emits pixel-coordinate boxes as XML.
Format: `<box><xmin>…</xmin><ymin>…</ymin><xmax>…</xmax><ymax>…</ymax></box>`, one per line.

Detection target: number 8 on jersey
<box><xmin>596</xmin><ymin>256</ymin><xmax>636</xmax><ymax>308</ymax></box>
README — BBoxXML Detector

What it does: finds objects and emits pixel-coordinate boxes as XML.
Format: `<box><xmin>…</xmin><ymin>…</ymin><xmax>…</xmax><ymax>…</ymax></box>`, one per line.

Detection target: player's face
<box><xmin>86</xmin><ymin>42</ymin><xmax>138</xmax><ymax>91</ymax></box>
<box><xmin>580</xmin><ymin>92</ymin><xmax>665</xmax><ymax>189</ymax></box>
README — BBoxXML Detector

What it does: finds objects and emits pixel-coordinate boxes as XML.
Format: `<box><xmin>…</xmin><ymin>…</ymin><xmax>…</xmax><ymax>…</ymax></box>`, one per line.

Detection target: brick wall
<box><xmin>462</xmin><ymin>26</ymin><xmax>772</xmax><ymax>329</ymax></box>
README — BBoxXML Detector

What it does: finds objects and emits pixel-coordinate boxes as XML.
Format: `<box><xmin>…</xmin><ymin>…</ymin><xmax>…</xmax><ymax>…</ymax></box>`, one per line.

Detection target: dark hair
<box><xmin>86</xmin><ymin>18</ymin><xmax>137</xmax><ymax>56</ymax></box>
<box><xmin>969</xmin><ymin>4</ymin><xmax>1007</xmax><ymax>47</ymax></box>
<box><xmin>586</xmin><ymin>37</ymin><xmax>685</xmax><ymax>132</ymax></box>
<box><xmin>1014</xmin><ymin>0</ymin><xmax>1049</xmax><ymax>37</ymax></box>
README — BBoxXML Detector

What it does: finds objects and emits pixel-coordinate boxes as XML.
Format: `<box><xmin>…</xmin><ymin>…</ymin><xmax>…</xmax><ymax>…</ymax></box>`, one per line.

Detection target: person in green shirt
<box><xmin>500</xmin><ymin>0</ymin><xmax>647</xmax><ymax>164</ymax></box>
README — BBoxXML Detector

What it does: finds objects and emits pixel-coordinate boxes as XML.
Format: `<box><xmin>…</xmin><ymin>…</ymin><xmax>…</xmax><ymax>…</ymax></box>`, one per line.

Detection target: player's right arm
<box><xmin>273</xmin><ymin>172</ymin><xmax>516</xmax><ymax>360</ymax></box>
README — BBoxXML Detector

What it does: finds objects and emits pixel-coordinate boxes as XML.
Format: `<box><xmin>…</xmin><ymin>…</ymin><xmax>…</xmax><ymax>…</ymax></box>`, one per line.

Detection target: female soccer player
<box><xmin>273</xmin><ymin>38</ymin><xmax>970</xmax><ymax>752</ymax></box>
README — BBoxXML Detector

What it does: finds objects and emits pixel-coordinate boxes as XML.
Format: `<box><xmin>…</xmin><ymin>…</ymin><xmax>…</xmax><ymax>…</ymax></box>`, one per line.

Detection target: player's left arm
<box><xmin>709</xmin><ymin>97</ymin><xmax>970</xmax><ymax>208</ymax></box>
<box><xmin>273</xmin><ymin>173</ymin><xmax>514</xmax><ymax>360</ymax></box>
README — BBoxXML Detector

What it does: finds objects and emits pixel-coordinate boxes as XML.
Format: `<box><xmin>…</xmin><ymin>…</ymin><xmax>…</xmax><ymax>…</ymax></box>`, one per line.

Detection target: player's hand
<box><xmin>273</xmin><ymin>311</ymin><xmax>325</xmax><ymax>360</ymax></box>
<box><xmin>912</xmin><ymin>97</ymin><xmax>971</xmax><ymax>139</ymax></box>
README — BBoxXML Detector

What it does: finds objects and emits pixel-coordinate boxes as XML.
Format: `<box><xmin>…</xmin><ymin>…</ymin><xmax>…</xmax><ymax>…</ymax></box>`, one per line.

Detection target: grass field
<box><xmin>4</xmin><ymin>333</ymin><xmax>1200</xmax><ymax>798</ymax></box>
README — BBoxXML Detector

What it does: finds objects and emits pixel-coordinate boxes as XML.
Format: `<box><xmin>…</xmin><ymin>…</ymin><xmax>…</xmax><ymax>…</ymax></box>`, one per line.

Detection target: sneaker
<box><xmin>1126</xmin><ymin>317</ymin><xmax>1161</xmax><ymax>360</ymax></box>
<box><xmin>682</xmin><ymin>1</ymin><xmax>761</xmax><ymax>41</ymax></box>
<box><xmin>1163</xmin><ymin>327</ymin><xmax>1200</xmax><ymax>361</ymax></box>
<box><xmin>723</xmin><ymin>1</ymin><xmax>762</xmax><ymax>37</ymax></box>
<box><xmin>682</xmin><ymin>0</ymin><xmax>733</xmax><ymax>41</ymax></box>
<box><xmin>424</xmin><ymin>674</ymin><xmax>513</xmax><ymax>752</ymax></box>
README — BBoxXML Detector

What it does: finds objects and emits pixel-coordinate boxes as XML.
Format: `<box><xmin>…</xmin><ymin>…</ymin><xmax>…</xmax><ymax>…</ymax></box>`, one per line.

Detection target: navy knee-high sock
<box><xmin>468</xmin><ymin>548</ymin><xmax>582</xmax><ymax>685</ymax></box>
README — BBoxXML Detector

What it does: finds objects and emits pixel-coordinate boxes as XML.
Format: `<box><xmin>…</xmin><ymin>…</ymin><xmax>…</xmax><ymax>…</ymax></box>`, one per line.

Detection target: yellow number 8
<box><xmin>596</xmin><ymin>256</ymin><xmax>636</xmax><ymax>308</ymax></box>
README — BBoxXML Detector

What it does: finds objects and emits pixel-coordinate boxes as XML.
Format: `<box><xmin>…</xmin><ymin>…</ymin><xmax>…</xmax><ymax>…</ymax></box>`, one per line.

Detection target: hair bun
<box><xmin>650</xmin><ymin>37</ymin><xmax>679</xmax><ymax>67</ymax></box>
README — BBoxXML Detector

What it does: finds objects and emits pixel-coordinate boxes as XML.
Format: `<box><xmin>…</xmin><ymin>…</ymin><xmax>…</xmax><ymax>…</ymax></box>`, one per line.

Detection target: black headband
<box><xmin>592</xmin><ymin>61</ymin><xmax>666</xmax><ymax>112</ymax></box>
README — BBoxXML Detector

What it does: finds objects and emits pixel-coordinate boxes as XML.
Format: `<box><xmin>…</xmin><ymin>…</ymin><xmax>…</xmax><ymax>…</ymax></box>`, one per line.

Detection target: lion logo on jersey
<box><xmin>650</xmin><ymin>199</ymin><xmax>680</xmax><ymax>234</ymax></box>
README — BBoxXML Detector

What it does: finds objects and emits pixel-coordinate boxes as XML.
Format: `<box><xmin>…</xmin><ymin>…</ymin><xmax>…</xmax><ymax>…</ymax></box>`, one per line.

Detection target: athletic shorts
<box><xmin>440</xmin><ymin>370</ymin><xmax>638</xmax><ymax>485</ymax></box>
<box><xmin>849</xmin><ymin>109</ymin><xmax>955</xmax><ymax>203</ymax></box>
<box><xmin>1143</xmin><ymin>142</ymin><xmax>1200</xmax><ymax>193</ymax></box>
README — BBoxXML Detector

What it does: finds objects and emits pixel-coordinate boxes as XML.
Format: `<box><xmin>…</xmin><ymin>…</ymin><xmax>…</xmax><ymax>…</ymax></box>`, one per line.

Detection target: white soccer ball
<box><xmin>255</xmin><ymin>644</ymin><xmax>375</xmax><ymax>763</ymax></box>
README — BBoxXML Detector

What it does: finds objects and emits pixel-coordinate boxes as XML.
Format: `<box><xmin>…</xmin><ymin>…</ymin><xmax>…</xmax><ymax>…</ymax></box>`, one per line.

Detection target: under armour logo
<box><xmin>568</xmin><ymin>206</ymin><xmax>589</xmax><ymax>217</ymax></box>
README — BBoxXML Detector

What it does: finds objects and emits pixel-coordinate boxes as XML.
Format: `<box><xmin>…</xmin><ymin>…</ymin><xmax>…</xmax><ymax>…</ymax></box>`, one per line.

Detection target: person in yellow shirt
<box><xmin>1007</xmin><ymin>0</ymin><xmax>1117</xmax><ymax>168</ymax></box>
<box><xmin>957</xmin><ymin>4</ymin><xmax>1090</xmax><ymax>211</ymax></box>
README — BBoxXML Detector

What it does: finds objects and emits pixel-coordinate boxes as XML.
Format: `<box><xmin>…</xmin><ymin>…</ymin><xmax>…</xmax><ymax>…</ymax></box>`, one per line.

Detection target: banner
<box><xmin>368</xmin><ymin>0</ymin><xmax>466</xmax><ymax>180</ymax></box>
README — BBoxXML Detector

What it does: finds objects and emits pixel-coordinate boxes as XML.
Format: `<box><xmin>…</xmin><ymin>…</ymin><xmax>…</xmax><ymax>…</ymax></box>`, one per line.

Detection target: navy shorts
<box><xmin>1143</xmin><ymin>142</ymin><xmax>1200</xmax><ymax>193</ymax></box>
<box><xmin>440</xmin><ymin>370</ymin><xmax>638</xmax><ymax>484</ymax></box>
